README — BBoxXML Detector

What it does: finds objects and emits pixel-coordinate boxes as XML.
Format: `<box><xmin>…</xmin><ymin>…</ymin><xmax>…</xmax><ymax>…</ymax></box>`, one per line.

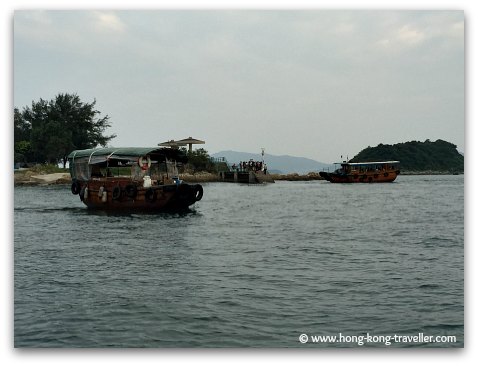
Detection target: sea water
<box><xmin>14</xmin><ymin>175</ymin><xmax>464</xmax><ymax>347</ymax></box>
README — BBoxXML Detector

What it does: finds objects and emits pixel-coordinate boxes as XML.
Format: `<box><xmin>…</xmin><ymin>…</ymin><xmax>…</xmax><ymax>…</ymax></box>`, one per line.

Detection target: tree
<box><xmin>350</xmin><ymin>139</ymin><xmax>464</xmax><ymax>172</ymax></box>
<box><xmin>14</xmin><ymin>107</ymin><xmax>33</xmax><ymax>164</ymax></box>
<box><xmin>16</xmin><ymin>93</ymin><xmax>116</xmax><ymax>166</ymax></box>
<box><xmin>14</xmin><ymin>107</ymin><xmax>30</xmax><ymax>142</ymax></box>
<box><xmin>181</xmin><ymin>147</ymin><xmax>214</xmax><ymax>172</ymax></box>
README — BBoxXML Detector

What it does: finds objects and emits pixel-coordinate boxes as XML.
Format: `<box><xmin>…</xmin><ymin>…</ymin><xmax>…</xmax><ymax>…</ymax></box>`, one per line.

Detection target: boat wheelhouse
<box><xmin>68</xmin><ymin>147</ymin><xmax>203</xmax><ymax>210</ymax></box>
<box><xmin>319</xmin><ymin>161</ymin><xmax>400</xmax><ymax>183</ymax></box>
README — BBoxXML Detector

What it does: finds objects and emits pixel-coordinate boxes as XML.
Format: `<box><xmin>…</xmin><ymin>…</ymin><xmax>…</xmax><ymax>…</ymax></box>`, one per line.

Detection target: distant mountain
<box><xmin>350</xmin><ymin>139</ymin><xmax>464</xmax><ymax>173</ymax></box>
<box><xmin>211</xmin><ymin>150</ymin><xmax>334</xmax><ymax>174</ymax></box>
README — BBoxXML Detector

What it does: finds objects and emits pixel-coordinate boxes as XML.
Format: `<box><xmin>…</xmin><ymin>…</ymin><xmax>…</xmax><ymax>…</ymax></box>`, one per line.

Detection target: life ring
<box><xmin>71</xmin><ymin>180</ymin><xmax>81</xmax><ymax>195</ymax></box>
<box><xmin>145</xmin><ymin>188</ymin><xmax>157</xmax><ymax>202</ymax></box>
<box><xmin>125</xmin><ymin>184</ymin><xmax>138</xmax><ymax>198</ymax></box>
<box><xmin>112</xmin><ymin>186</ymin><xmax>122</xmax><ymax>200</ymax></box>
<box><xmin>193</xmin><ymin>184</ymin><xmax>203</xmax><ymax>202</ymax></box>
<box><xmin>138</xmin><ymin>156</ymin><xmax>152</xmax><ymax>170</ymax></box>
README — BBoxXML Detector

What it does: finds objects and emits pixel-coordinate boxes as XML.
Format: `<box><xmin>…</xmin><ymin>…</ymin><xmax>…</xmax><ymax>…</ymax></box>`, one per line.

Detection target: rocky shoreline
<box><xmin>14</xmin><ymin>169</ymin><xmax>461</xmax><ymax>186</ymax></box>
<box><xmin>14</xmin><ymin>171</ymin><xmax>71</xmax><ymax>186</ymax></box>
<box><xmin>14</xmin><ymin>170</ymin><xmax>325</xmax><ymax>186</ymax></box>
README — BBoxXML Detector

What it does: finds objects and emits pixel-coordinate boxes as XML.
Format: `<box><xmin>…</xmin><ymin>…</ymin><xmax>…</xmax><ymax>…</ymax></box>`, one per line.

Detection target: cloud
<box><xmin>376</xmin><ymin>24</ymin><xmax>426</xmax><ymax>51</ymax></box>
<box><xmin>19</xmin><ymin>10</ymin><xmax>52</xmax><ymax>26</ymax></box>
<box><xmin>396</xmin><ymin>24</ymin><xmax>426</xmax><ymax>45</ymax></box>
<box><xmin>13</xmin><ymin>10</ymin><xmax>464</xmax><ymax>161</ymax></box>
<box><xmin>333</xmin><ymin>21</ymin><xmax>356</xmax><ymax>35</ymax></box>
<box><xmin>376</xmin><ymin>12</ymin><xmax>463</xmax><ymax>53</ymax></box>
<box><xmin>449</xmin><ymin>21</ymin><xmax>464</xmax><ymax>37</ymax></box>
<box><xmin>14</xmin><ymin>10</ymin><xmax>52</xmax><ymax>40</ymax></box>
<box><xmin>91</xmin><ymin>11</ymin><xmax>126</xmax><ymax>33</ymax></box>
<box><xmin>15</xmin><ymin>11</ymin><xmax>126</xmax><ymax>53</ymax></box>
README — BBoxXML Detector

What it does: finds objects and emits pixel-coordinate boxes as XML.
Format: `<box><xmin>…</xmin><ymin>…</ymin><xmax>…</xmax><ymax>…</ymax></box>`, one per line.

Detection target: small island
<box><xmin>350</xmin><ymin>139</ymin><xmax>464</xmax><ymax>175</ymax></box>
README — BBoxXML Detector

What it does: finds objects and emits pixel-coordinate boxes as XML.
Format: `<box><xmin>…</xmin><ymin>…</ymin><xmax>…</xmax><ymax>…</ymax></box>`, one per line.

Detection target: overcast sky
<box><xmin>13</xmin><ymin>10</ymin><xmax>464</xmax><ymax>163</ymax></box>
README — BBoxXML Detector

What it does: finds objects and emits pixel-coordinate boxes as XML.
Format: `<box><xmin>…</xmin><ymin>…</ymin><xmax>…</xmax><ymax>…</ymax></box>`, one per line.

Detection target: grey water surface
<box><xmin>14</xmin><ymin>175</ymin><xmax>464</xmax><ymax>347</ymax></box>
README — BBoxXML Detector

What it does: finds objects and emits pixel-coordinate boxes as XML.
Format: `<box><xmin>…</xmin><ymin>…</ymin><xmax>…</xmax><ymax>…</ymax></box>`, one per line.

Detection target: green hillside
<box><xmin>350</xmin><ymin>139</ymin><xmax>464</xmax><ymax>173</ymax></box>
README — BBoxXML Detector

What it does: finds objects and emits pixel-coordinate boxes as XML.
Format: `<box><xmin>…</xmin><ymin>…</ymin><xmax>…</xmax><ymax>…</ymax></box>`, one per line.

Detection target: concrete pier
<box><xmin>218</xmin><ymin>171</ymin><xmax>274</xmax><ymax>184</ymax></box>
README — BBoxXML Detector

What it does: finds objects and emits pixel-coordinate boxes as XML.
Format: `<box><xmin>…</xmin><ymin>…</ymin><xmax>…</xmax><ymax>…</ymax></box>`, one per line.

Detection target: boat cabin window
<box><xmin>71</xmin><ymin>162</ymin><xmax>89</xmax><ymax>180</ymax></box>
<box><xmin>91</xmin><ymin>165</ymin><xmax>103</xmax><ymax>178</ymax></box>
<box><xmin>69</xmin><ymin>149</ymin><xmax>187</xmax><ymax>182</ymax></box>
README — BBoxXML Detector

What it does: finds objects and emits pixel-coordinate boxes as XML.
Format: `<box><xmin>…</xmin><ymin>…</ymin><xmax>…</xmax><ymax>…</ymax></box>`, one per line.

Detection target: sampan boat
<box><xmin>68</xmin><ymin>147</ymin><xmax>203</xmax><ymax>211</ymax></box>
<box><xmin>319</xmin><ymin>161</ymin><xmax>400</xmax><ymax>183</ymax></box>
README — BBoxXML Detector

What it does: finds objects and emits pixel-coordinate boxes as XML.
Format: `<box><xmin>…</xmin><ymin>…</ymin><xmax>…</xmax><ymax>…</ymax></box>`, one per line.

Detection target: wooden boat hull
<box><xmin>319</xmin><ymin>170</ymin><xmax>400</xmax><ymax>183</ymax></box>
<box><xmin>73</xmin><ymin>180</ymin><xmax>203</xmax><ymax>211</ymax></box>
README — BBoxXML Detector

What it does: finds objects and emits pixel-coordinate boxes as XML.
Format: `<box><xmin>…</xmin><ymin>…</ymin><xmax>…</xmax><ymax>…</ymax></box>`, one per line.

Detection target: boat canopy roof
<box><xmin>68</xmin><ymin>147</ymin><xmax>188</xmax><ymax>165</ymax></box>
<box><xmin>335</xmin><ymin>160</ymin><xmax>400</xmax><ymax>166</ymax></box>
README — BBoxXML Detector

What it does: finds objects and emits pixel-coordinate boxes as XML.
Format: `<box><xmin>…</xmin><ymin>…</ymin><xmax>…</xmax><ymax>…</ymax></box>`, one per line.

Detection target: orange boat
<box><xmin>319</xmin><ymin>161</ymin><xmax>400</xmax><ymax>183</ymax></box>
<box><xmin>68</xmin><ymin>147</ymin><xmax>203</xmax><ymax>211</ymax></box>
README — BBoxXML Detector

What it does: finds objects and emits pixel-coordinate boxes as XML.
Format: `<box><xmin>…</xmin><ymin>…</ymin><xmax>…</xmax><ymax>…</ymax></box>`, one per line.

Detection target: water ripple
<box><xmin>14</xmin><ymin>176</ymin><xmax>464</xmax><ymax>347</ymax></box>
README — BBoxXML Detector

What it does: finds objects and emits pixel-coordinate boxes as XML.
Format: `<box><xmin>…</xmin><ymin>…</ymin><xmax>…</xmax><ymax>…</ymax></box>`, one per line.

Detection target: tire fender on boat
<box><xmin>79</xmin><ymin>185</ymin><xmax>87</xmax><ymax>201</ymax></box>
<box><xmin>112</xmin><ymin>186</ymin><xmax>121</xmax><ymax>200</ymax></box>
<box><xmin>71</xmin><ymin>180</ymin><xmax>81</xmax><ymax>195</ymax></box>
<box><xmin>125</xmin><ymin>184</ymin><xmax>138</xmax><ymax>198</ymax></box>
<box><xmin>193</xmin><ymin>184</ymin><xmax>203</xmax><ymax>202</ymax></box>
